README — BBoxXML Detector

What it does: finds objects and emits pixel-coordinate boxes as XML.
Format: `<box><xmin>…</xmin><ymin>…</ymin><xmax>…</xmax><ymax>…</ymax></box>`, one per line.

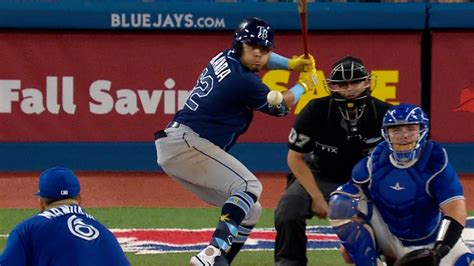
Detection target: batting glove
<box><xmin>297</xmin><ymin>68</ymin><xmax>318</xmax><ymax>92</ymax></box>
<box><xmin>288</xmin><ymin>54</ymin><xmax>316</xmax><ymax>72</ymax></box>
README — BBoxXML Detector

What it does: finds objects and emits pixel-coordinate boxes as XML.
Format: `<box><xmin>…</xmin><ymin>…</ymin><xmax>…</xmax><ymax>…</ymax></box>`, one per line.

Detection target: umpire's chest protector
<box><xmin>367</xmin><ymin>142</ymin><xmax>447</xmax><ymax>245</ymax></box>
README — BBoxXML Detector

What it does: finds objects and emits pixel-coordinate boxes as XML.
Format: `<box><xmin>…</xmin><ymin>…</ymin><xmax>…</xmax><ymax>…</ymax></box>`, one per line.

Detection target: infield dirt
<box><xmin>0</xmin><ymin>172</ymin><xmax>473</xmax><ymax>210</ymax></box>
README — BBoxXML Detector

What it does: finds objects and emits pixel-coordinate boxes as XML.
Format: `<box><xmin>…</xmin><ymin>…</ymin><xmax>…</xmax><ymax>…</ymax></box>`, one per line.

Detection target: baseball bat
<box><xmin>297</xmin><ymin>0</ymin><xmax>318</xmax><ymax>85</ymax></box>
<box><xmin>297</xmin><ymin>0</ymin><xmax>309</xmax><ymax>58</ymax></box>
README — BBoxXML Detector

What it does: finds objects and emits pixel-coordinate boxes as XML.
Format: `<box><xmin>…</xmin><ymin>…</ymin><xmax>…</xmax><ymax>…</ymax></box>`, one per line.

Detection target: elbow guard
<box><xmin>266</xmin><ymin>102</ymin><xmax>289</xmax><ymax>117</ymax></box>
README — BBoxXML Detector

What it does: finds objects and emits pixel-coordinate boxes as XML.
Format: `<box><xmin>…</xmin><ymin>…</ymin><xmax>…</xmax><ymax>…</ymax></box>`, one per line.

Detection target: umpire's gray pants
<box><xmin>275</xmin><ymin>176</ymin><xmax>342</xmax><ymax>266</ymax></box>
<box><xmin>155</xmin><ymin>124</ymin><xmax>262</xmax><ymax>225</ymax></box>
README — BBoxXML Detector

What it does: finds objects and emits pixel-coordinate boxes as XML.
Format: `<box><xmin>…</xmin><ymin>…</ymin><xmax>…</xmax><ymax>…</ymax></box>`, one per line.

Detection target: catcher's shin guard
<box><xmin>335</xmin><ymin>221</ymin><xmax>381</xmax><ymax>266</ymax></box>
<box><xmin>329</xmin><ymin>184</ymin><xmax>380</xmax><ymax>266</ymax></box>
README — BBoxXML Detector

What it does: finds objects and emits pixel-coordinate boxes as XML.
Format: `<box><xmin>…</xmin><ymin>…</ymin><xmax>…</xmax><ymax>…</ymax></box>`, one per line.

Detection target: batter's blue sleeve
<box><xmin>267</xmin><ymin>52</ymin><xmax>289</xmax><ymax>70</ymax></box>
<box><xmin>289</xmin><ymin>84</ymin><xmax>305</xmax><ymax>104</ymax></box>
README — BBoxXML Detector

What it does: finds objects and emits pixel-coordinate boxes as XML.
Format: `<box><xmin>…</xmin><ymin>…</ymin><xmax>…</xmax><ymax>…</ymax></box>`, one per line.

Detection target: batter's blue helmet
<box><xmin>232</xmin><ymin>17</ymin><xmax>274</xmax><ymax>57</ymax></box>
<box><xmin>382</xmin><ymin>104</ymin><xmax>430</xmax><ymax>164</ymax></box>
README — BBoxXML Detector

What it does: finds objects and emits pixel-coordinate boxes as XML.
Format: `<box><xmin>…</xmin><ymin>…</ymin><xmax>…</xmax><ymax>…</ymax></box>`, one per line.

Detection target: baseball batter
<box><xmin>0</xmin><ymin>167</ymin><xmax>129</xmax><ymax>266</ymax></box>
<box><xmin>154</xmin><ymin>17</ymin><xmax>317</xmax><ymax>265</ymax></box>
<box><xmin>328</xmin><ymin>104</ymin><xmax>473</xmax><ymax>266</ymax></box>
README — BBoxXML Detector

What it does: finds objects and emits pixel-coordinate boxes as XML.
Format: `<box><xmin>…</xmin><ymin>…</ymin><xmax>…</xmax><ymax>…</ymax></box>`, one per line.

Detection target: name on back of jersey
<box><xmin>210</xmin><ymin>52</ymin><xmax>231</xmax><ymax>82</ymax></box>
<box><xmin>38</xmin><ymin>205</ymin><xmax>95</xmax><ymax>220</ymax></box>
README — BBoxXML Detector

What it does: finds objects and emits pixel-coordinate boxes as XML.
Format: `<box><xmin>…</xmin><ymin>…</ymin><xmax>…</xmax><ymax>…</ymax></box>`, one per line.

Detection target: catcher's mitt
<box><xmin>395</xmin><ymin>248</ymin><xmax>440</xmax><ymax>266</ymax></box>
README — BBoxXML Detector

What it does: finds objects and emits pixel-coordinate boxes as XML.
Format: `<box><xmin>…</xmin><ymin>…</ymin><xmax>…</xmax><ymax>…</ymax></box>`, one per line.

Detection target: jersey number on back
<box><xmin>67</xmin><ymin>215</ymin><xmax>100</xmax><ymax>241</ymax></box>
<box><xmin>186</xmin><ymin>68</ymin><xmax>215</xmax><ymax>111</ymax></box>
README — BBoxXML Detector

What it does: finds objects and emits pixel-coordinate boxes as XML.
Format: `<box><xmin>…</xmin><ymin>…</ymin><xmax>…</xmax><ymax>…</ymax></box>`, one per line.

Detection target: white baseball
<box><xmin>267</xmin><ymin>90</ymin><xmax>283</xmax><ymax>105</ymax></box>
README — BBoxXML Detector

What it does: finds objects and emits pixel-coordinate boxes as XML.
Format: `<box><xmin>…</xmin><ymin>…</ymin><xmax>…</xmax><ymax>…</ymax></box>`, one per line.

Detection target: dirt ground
<box><xmin>0</xmin><ymin>172</ymin><xmax>473</xmax><ymax>210</ymax></box>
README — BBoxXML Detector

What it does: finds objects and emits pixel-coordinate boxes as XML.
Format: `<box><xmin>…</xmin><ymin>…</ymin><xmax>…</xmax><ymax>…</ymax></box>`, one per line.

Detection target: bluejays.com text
<box><xmin>111</xmin><ymin>13</ymin><xmax>226</xmax><ymax>29</ymax></box>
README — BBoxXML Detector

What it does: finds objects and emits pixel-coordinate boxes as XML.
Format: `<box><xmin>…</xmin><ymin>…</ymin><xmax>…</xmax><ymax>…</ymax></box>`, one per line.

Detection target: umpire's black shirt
<box><xmin>288</xmin><ymin>96</ymin><xmax>392</xmax><ymax>184</ymax></box>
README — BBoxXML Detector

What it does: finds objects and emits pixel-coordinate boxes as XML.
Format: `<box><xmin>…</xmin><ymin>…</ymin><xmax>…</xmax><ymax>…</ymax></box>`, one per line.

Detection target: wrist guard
<box><xmin>434</xmin><ymin>216</ymin><xmax>464</xmax><ymax>258</ymax></box>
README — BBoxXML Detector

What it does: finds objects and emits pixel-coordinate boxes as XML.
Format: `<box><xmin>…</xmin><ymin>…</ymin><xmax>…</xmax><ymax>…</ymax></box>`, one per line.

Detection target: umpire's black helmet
<box><xmin>232</xmin><ymin>17</ymin><xmax>274</xmax><ymax>57</ymax></box>
<box><xmin>327</xmin><ymin>56</ymin><xmax>370</xmax><ymax>83</ymax></box>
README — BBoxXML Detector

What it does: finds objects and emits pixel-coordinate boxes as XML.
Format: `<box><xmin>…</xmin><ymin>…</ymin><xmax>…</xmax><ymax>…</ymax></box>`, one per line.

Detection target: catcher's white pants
<box><xmin>369</xmin><ymin>203</ymin><xmax>472</xmax><ymax>265</ymax></box>
<box><xmin>155</xmin><ymin>123</ymin><xmax>262</xmax><ymax>225</ymax></box>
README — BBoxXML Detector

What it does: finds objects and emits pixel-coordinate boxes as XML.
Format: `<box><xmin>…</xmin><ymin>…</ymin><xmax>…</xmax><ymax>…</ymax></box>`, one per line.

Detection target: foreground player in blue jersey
<box><xmin>154</xmin><ymin>17</ymin><xmax>317</xmax><ymax>265</ymax></box>
<box><xmin>0</xmin><ymin>166</ymin><xmax>130</xmax><ymax>266</ymax></box>
<box><xmin>328</xmin><ymin>104</ymin><xmax>473</xmax><ymax>266</ymax></box>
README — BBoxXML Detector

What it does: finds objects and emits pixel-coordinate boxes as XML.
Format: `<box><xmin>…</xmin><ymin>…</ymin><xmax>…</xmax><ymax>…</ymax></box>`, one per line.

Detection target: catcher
<box><xmin>328</xmin><ymin>104</ymin><xmax>473</xmax><ymax>266</ymax></box>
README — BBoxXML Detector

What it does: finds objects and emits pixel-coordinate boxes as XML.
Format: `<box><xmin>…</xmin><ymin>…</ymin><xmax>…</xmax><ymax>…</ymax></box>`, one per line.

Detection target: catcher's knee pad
<box><xmin>328</xmin><ymin>183</ymin><xmax>370</xmax><ymax>222</ymax></box>
<box><xmin>242</xmin><ymin>201</ymin><xmax>262</xmax><ymax>226</ymax></box>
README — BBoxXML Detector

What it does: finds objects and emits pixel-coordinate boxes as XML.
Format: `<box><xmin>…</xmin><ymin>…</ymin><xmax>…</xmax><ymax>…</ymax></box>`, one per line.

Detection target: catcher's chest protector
<box><xmin>368</xmin><ymin>142</ymin><xmax>447</xmax><ymax>243</ymax></box>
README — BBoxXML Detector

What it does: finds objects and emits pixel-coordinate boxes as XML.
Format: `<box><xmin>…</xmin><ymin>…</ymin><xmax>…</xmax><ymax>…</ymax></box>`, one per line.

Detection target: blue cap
<box><xmin>35</xmin><ymin>167</ymin><xmax>80</xmax><ymax>199</ymax></box>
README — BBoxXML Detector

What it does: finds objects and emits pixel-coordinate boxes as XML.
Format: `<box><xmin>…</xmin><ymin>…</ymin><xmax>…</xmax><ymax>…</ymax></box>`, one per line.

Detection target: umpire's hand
<box><xmin>311</xmin><ymin>193</ymin><xmax>328</xmax><ymax>219</ymax></box>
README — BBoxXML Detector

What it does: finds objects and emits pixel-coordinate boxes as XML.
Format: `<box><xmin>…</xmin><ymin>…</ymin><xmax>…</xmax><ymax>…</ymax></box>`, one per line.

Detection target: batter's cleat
<box><xmin>189</xmin><ymin>245</ymin><xmax>222</xmax><ymax>266</ymax></box>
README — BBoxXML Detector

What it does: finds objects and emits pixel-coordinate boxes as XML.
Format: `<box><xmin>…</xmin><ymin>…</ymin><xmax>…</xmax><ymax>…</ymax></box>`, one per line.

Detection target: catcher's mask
<box><xmin>232</xmin><ymin>17</ymin><xmax>274</xmax><ymax>58</ymax></box>
<box><xmin>382</xmin><ymin>104</ymin><xmax>429</xmax><ymax>165</ymax></box>
<box><xmin>327</xmin><ymin>56</ymin><xmax>371</xmax><ymax>142</ymax></box>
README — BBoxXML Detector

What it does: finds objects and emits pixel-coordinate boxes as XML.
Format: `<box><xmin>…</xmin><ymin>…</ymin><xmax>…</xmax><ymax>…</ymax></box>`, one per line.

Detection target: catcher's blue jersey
<box><xmin>0</xmin><ymin>205</ymin><xmax>129</xmax><ymax>266</ymax></box>
<box><xmin>173</xmin><ymin>49</ymin><xmax>271</xmax><ymax>151</ymax></box>
<box><xmin>351</xmin><ymin>141</ymin><xmax>464</xmax><ymax>246</ymax></box>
